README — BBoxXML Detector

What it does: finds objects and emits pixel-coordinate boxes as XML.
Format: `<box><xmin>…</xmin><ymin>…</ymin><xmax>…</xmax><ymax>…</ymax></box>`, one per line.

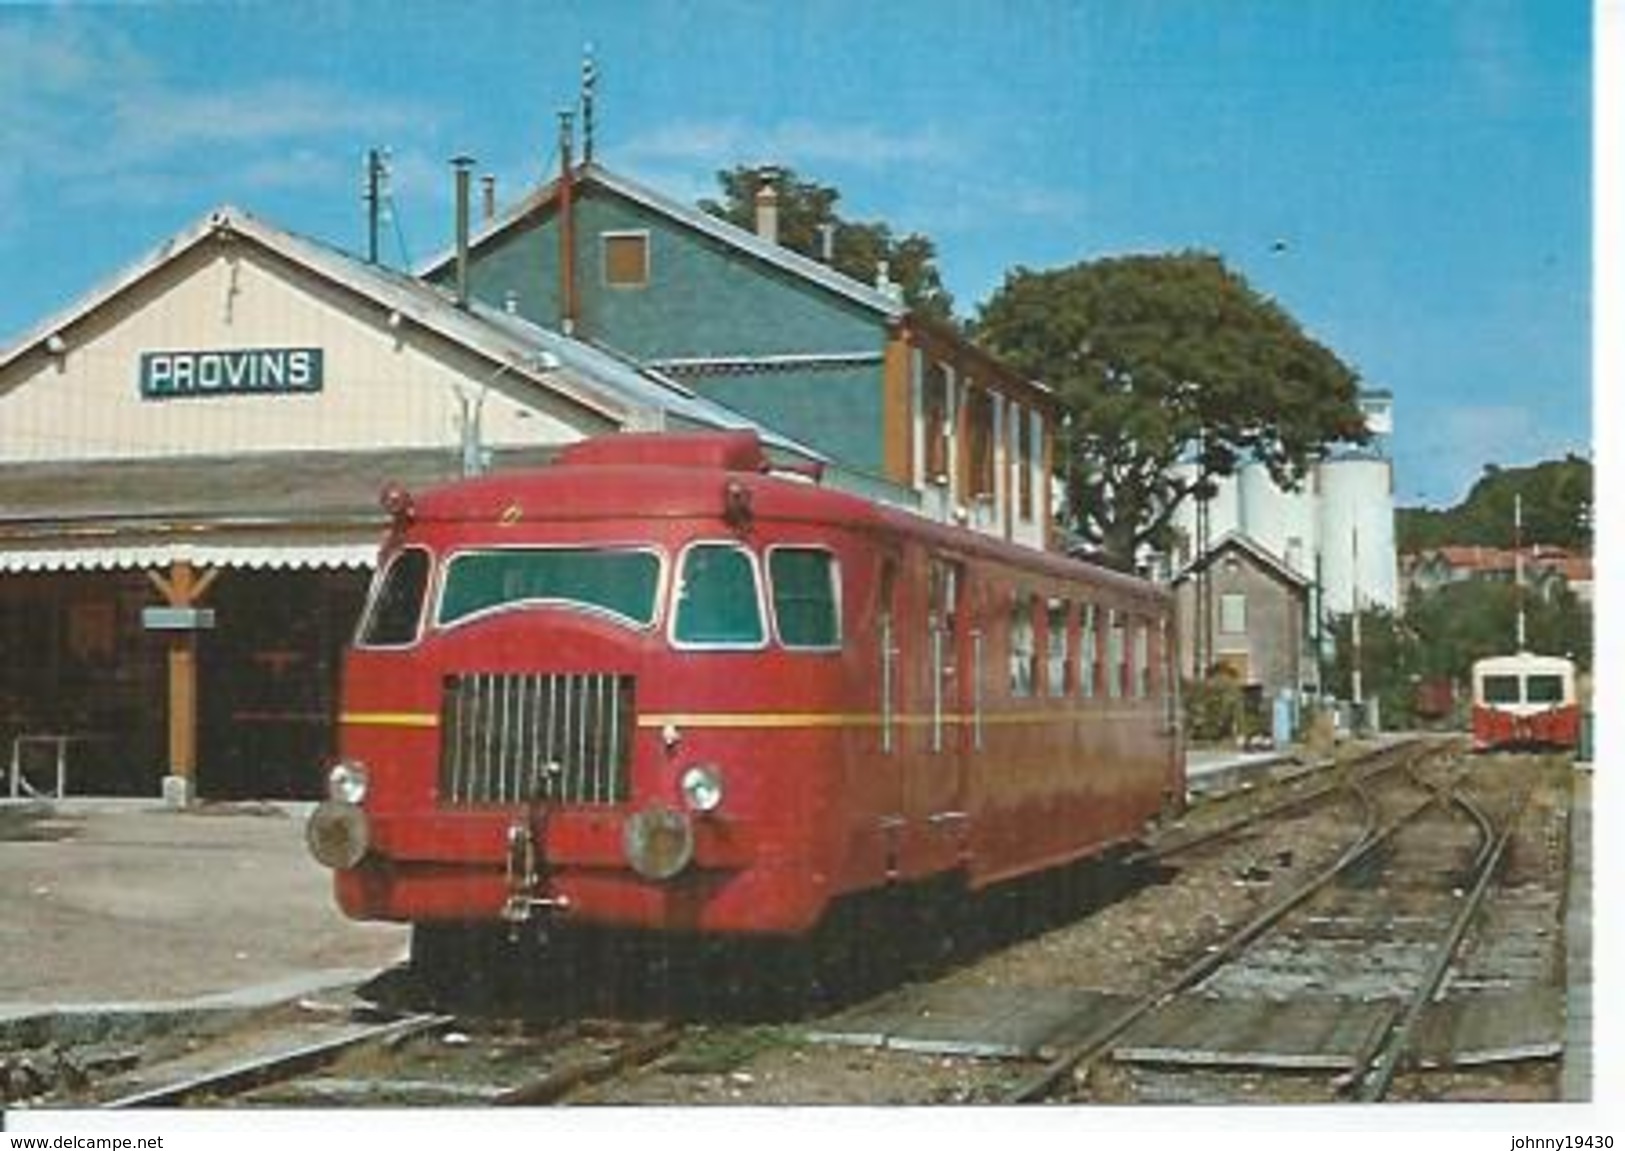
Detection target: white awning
<box><xmin>0</xmin><ymin>536</ymin><xmax>379</xmax><ymax>574</ymax></box>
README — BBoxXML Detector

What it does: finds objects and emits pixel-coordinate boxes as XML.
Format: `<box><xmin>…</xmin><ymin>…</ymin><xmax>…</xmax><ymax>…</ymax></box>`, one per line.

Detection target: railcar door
<box><xmin>907</xmin><ymin>555</ymin><xmax>970</xmax><ymax>875</ymax></box>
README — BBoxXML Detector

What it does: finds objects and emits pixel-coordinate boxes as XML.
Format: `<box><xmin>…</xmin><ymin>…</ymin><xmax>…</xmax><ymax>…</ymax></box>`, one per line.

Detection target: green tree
<box><xmin>700</xmin><ymin>166</ymin><xmax>955</xmax><ymax>323</ymax></box>
<box><xmin>1396</xmin><ymin>455</ymin><xmax>1593</xmax><ymax>553</ymax></box>
<box><xmin>1404</xmin><ymin>580</ymin><xmax>1591</xmax><ymax>679</ymax></box>
<box><xmin>1324</xmin><ymin>606</ymin><xmax>1420</xmax><ymax>727</ymax></box>
<box><xmin>1324</xmin><ymin>580</ymin><xmax>1592</xmax><ymax>731</ymax></box>
<box><xmin>975</xmin><ymin>252</ymin><xmax>1368</xmax><ymax>567</ymax></box>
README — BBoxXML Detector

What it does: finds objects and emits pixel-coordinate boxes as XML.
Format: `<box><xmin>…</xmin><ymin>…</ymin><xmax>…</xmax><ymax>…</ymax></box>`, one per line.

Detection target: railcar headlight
<box><xmin>327</xmin><ymin>760</ymin><xmax>370</xmax><ymax>805</ymax></box>
<box><xmin>679</xmin><ymin>763</ymin><xmax>725</xmax><ymax>814</ymax></box>
<box><xmin>306</xmin><ymin>800</ymin><xmax>371</xmax><ymax>870</ymax></box>
<box><xmin>623</xmin><ymin>806</ymin><xmax>695</xmax><ymax>881</ymax></box>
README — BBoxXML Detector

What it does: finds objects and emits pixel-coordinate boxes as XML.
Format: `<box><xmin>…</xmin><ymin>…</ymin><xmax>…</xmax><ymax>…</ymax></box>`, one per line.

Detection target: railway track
<box><xmin>1145</xmin><ymin>735</ymin><xmax>1450</xmax><ymax>863</ymax></box>
<box><xmin>95</xmin><ymin>1011</ymin><xmax>684</xmax><ymax>1108</ymax></box>
<box><xmin>1006</xmin><ymin>749</ymin><xmax>1548</xmax><ymax>1104</ymax></box>
<box><xmin>5</xmin><ymin>742</ymin><xmax>1566</xmax><ymax>1109</ymax></box>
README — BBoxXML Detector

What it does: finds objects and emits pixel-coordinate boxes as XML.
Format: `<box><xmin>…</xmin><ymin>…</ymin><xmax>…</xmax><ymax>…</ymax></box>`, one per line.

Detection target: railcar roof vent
<box><xmin>558</xmin><ymin>431</ymin><xmax>771</xmax><ymax>473</ymax></box>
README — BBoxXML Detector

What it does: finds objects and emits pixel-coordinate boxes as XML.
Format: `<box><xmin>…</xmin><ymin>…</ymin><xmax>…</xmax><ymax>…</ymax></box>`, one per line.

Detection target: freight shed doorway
<box><xmin>0</xmin><ymin>568</ymin><xmax>368</xmax><ymax>800</ymax></box>
<box><xmin>198</xmin><ymin>570</ymin><xmax>368</xmax><ymax>800</ymax></box>
<box><xmin>0</xmin><ymin>571</ymin><xmax>165</xmax><ymax>795</ymax></box>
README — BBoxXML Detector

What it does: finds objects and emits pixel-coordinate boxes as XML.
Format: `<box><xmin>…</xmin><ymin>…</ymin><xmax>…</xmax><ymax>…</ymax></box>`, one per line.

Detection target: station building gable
<box><xmin>422</xmin><ymin>162</ymin><xmax>1059</xmax><ymax>550</ymax></box>
<box><xmin>1172</xmin><ymin>531</ymin><xmax>1313</xmax><ymax>707</ymax></box>
<box><xmin>0</xmin><ymin>210</ymin><xmax>622</xmax><ymax>475</ymax></box>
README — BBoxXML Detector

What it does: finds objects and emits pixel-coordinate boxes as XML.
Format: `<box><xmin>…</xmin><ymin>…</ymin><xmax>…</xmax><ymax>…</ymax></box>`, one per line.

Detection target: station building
<box><xmin>0</xmin><ymin>204</ymin><xmax>812</xmax><ymax>802</ymax></box>
<box><xmin>420</xmin><ymin>159</ymin><xmax>1059</xmax><ymax>551</ymax></box>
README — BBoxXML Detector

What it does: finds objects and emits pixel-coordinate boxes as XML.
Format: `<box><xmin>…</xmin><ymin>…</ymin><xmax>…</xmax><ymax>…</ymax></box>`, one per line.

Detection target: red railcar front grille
<box><xmin>438</xmin><ymin>672</ymin><xmax>635</xmax><ymax>806</ymax></box>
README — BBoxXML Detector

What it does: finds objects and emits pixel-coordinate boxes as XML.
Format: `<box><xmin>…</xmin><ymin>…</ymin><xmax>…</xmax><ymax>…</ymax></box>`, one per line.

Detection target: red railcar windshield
<box><xmin>357</xmin><ymin>547</ymin><xmax>431</xmax><ymax>646</ymax></box>
<box><xmin>1525</xmin><ymin>674</ymin><xmax>1567</xmax><ymax>704</ymax></box>
<box><xmin>438</xmin><ymin>547</ymin><xmax>661</xmax><ymax>629</ymax></box>
<box><xmin>1481</xmin><ymin>674</ymin><xmax>1521</xmax><ymax>704</ymax></box>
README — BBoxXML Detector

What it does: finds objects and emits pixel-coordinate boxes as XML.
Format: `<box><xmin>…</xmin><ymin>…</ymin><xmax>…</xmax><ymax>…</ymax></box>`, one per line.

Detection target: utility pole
<box><xmin>1515</xmin><ymin>492</ymin><xmax>1528</xmax><ymax>651</ymax></box>
<box><xmin>1351</xmin><ymin>524</ymin><xmax>1364</xmax><ymax>722</ymax></box>
<box><xmin>364</xmin><ymin>148</ymin><xmax>385</xmax><ymax>265</ymax></box>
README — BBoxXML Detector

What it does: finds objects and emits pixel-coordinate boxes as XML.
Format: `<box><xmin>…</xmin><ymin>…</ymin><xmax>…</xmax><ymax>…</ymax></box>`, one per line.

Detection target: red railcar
<box><xmin>307</xmin><ymin>432</ymin><xmax>1183</xmax><ymax>958</ymax></box>
<box><xmin>1470</xmin><ymin>651</ymin><xmax>1580</xmax><ymax>752</ymax></box>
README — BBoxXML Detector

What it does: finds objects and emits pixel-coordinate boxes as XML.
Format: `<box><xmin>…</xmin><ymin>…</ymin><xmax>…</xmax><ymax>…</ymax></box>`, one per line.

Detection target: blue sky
<box><xmin>0</xmin><ymin>0</ymin><xmax>1596</xmax><ymax>509</ymax></box>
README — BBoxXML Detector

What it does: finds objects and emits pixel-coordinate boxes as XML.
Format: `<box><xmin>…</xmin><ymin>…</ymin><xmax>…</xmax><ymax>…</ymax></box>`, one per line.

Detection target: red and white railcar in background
<box><xmin>1469</xmin><ymin>651</ymin><xmax>1580</xmax><ymax>752</ymax></box>
<box><xmin>307</xmin><ymin>432</ymin><xmax>1183</xmax><ymax>964</ymax></box>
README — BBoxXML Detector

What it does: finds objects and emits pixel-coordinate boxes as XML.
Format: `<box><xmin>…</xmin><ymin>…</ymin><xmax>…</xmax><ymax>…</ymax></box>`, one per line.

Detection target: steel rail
<box><xmin>1350</xmin><ymin>782</ymin><xmax>1533</xmax><ymax>1102</ymax></box>
<box><xmin>1008</xmin><ymin>774</ymin><xmax>1445</xmax><ymax>1103</ymax></box>
<box><xmin>493</xmin><ymin>1023</ymin><xmax>683</xmax><ymax>1105</ymax></box>
<box><xmin>102</xmin><ymin>1012</ymin><xmax>454</xmax><ymax>1108</ymax></box>
<box><xmin>1146</xmin><ymin>736</ymin><xmax>1445</xmax><ymax>865</ymax></box>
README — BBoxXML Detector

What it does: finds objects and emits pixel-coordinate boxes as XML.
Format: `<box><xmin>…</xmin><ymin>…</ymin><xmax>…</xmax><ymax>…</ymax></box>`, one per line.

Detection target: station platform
<box><xmin>1184</xmin><ymin>745</ymin><xmax>1300</xmax><ymax>797</ymax></box>
<box><xmin>1561</xmin><ymin>768</ymin><xmax>1591</xmax><ymax>1101</ymax></box>
<box><xmin>0</xmin><ymin>798</ymin><xmax>406</xmax><ymax>1019</ymax></box>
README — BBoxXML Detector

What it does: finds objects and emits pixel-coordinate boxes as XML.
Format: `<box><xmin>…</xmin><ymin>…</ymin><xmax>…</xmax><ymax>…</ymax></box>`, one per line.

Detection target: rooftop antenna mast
<box><xmin>362</xmin><ymin>147</ymin><xmax>411</xmax><ymax>268</ymax></box>
<box><xmin>581</xmin><ymin>44</ymin><xmax>598</xmax><ymax>165</ymax></box>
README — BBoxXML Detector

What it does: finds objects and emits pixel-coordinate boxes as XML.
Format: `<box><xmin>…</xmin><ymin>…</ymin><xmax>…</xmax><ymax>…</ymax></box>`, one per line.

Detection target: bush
<box><xmin>1184</xmin><ymin>674</ymin><xmax>1245</xmax><ymax>743</ymax></box>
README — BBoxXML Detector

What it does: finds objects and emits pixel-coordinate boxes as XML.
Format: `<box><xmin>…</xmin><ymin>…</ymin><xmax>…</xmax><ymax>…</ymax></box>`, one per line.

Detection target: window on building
<box><xmin>923</xmin><ymin>362</ymin><xmax>951</xmax><ymax>484</ymax></box>
<box><xmin>1010</xmin><ymin>594</ymin><xmax>1037</xmax><ymax>698</ymax></box>
<box><xmin>1219</xmin><ymin>592</ymin><xmax>1248</xmax><ymax>635</ymax></box>
<box><xmin>965</xmin><ymin>386</ymin><xmax>996</xmax><ymax>499</ymax></box>
<box><xmin>769</xmin><ymin>547</ymin><xmax>841</xmax><ymax>649</ymax></box>
<box><xmin>603</xmin><ymin>232</ymin><xmax>650</xmax><ymax>288</ymax></box>
<box><xmin>1015</xmin><ymin>404</ymin><xmax>1033</xmax><ymax>521</ymax></box>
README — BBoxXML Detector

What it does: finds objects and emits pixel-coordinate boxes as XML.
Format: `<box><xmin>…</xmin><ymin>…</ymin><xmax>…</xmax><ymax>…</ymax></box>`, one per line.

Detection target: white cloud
<box><xmin>0</xmin><ymin>13</ymin><xmax>434</xmax><ymax>218</ymax></box>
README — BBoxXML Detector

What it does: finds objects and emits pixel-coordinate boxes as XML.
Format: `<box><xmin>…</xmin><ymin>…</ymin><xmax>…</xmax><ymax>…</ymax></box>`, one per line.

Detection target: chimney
<box><xmin>452</xmin><ymin>155</ymin><xmax>474</xmax><ymax>308</ymax></box>
<box><xmin>481</xmin><ymin>173</ymin><xmax>496</xmax><ymax>223</ymax></box>
<box><xmin>754</xmin><ymin>166</ymin><xmax>781</xmax><ymax>245</ymax></box>
<box><xmin>875</xmin><ymin>258</ymin><xmax>903</xmax><ymax>303</ymax></box>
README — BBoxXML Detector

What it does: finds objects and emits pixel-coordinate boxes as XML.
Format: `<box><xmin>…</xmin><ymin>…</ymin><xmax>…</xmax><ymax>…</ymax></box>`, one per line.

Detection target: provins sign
<box><xmin>139</xmin><ymin>348</ymin><xmax>324</xmax><ymax>399</ymax></box>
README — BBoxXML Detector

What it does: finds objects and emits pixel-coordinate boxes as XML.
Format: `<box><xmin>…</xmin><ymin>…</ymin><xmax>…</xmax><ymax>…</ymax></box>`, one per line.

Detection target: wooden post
<box><xmin>146</xmin><ymin>561</ymin><xmax>220</xmax><ymax>806</ymax></box>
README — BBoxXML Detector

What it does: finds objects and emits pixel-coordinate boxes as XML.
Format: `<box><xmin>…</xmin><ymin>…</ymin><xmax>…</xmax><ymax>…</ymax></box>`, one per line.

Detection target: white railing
<box><xmin>9</xmin><ymin>734</ymin><xmax>76</xmax><ymax>800</ymax></box>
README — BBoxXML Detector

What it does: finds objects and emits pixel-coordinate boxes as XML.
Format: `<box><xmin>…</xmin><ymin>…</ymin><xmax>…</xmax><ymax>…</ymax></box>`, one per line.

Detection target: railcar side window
<box><xmin>358</xmin><ymin>547</ymin><xmax>430</xmax><ymax>646</ymax></box>
<box><xmin>1107</xmin><ymin>610</ymin><xmax>1126</xmax><ymax>699</ymax></box>
<box><xmin>1481</xmin><ymin>674</ymin><xmax>1521</xmax><ymax>704</ymax></box>
<box><xmin>1046</xmin><ymin>599</ymin><xmax>1071</xmax><ymax>697</ymax></box>
<box><xmin>438</xmin><ymin>548</ymin><xmax>661</xmax><ymax>629</ymax></box>
<box><xmin>769</xmin><ymin>547</ymin><xmax>841</xmax><ymax>649</ymax></box>
<box><xmin>1010</xmin><ymin>594</ymin><xmax>1037</xmax><ymax>698</ymax></box>
<box><xmin>674</xmin><ymin>544</ymin><xmax>766</xmax><ymax>647</ymax></box>
<box><xmin>1080</xmin><ymin>603</ymin><xmax>1098</xmax><ymax>698</ymax></box>
<box><xmin>1133</xmin><ymin>619</ymin><xmax>1150</xmax><ymax>699</ymax></box>
<box><xmin>1526</xmin><ymin>674</ymin><xmax>1566</xmax><ymax>704</ymax></box>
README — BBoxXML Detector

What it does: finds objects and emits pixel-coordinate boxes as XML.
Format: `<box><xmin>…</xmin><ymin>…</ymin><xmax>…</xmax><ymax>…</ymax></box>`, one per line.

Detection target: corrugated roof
<box><xmin>0</xmin><ymin>448</ymin><xmax>557</xmax><ymax>574</ymax></box>
<box><xmin>0</xmin><ymin>448</ymin><xmax>550</xmax><ymax>526</ymax></box>
<box><xmin>420</xmin><ymin>162</ymin><xmax>908</xmax><ymax>320</ymax></box>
